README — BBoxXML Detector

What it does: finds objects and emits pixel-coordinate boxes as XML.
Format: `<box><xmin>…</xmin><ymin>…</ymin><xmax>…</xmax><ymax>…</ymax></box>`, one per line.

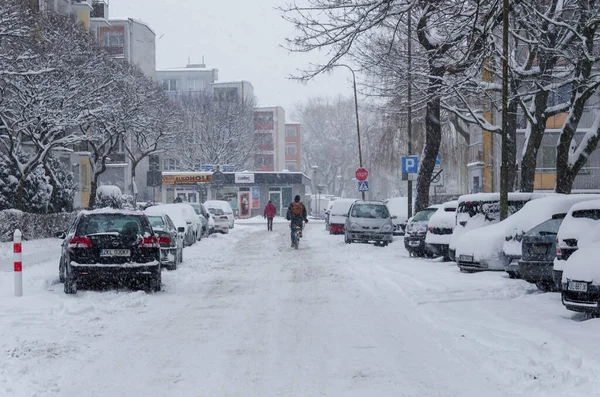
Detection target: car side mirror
<box><xmin>177</xmin><ymin>227</ymin><xmax>185</xmax><ymax>233</ymax></box>
<box><xmin>54</xmin><ymin>231</ymin><xmax>66</xmax><ymax>239</ymax></box>
<box><xmin>392</xmin><ymin>215</ymin><xmax>398</xmax><ymax>219</ymax></box>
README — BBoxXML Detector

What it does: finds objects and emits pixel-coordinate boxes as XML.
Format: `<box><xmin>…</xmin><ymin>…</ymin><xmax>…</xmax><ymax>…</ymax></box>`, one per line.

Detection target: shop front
<box><xmin>159</xmin><ymin>171</ymin><xmax>311</xmax><ymax>218</ymax></box>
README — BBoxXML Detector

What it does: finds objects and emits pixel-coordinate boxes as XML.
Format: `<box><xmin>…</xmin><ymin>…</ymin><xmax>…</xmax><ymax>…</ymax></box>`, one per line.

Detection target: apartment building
<box><xmin>284</xmin><ymin>123</ymin><xmax>302</xmax><ymax>172</ymax></box>
<box><xmin>254</xmin><ymin>107</ymin><xmax>286</xmax><ymax>172</ymax></box>
<box><xmin>156</xmin><ymin>63</ymin><xmax>219</xmax><ymax>100</ymax></box>
<box><xmin>212</xmin><ymin>81</ymin><xmax>255</xmax><ymax>103</ymax></box>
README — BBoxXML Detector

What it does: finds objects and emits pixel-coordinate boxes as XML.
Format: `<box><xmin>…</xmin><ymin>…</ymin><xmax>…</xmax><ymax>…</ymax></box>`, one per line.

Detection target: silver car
<box><xmin>344</xmin><ymin>201</ymin><xmax>395</xmax><ymax>247</ymax></box>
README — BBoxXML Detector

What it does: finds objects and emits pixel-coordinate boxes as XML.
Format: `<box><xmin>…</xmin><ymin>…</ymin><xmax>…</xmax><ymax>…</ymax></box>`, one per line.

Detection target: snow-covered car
<box><xmin>404</xmin><ymin>205</ymin><xmax>440</xmax><ymax>257</ymax></box>
<box><xmin>344</xmin><ymin>201</ymin><xmax>394</xmax><ymax>246</ymax></box>
<box><xmin>553</xmin><ymin>199</ymin><xmax>600</xmax><ymax>290</ymax></box>
<box><xmin>504</xmin><ymin>195</ymin><xmax>600</xmax><ymax>283</ymax></box>
<box><xmin>189</xmin><ymin>203</ymin><xmax>210</xmax><ymax>238</ymax></box>
<box><xmin>207</xmin><ymin>211</ymin><xmax>216</xmax><ymax>234</ymax></box>
<box><xmin>324</xmin><ymin>200</ymin><xmax>336</xmax><ymax>231</ymax></box>
<box><xmin>55</xmin><ymin>209</ymin><xmax>161</xmax><ymax>294</ymax></box>
<box><xmin>561</xmin><ymin>226</ymin><xmax>600</xmax><ymax>314</ymax></box>
<box><xmin>450</xmin><ymin>192</ymin><xmax>545</xmax><ymax>263</ymax></box>
<box><xmin>327</xmin><ymin>198</ymin><xmax>356</xmax><ymax>235</ymax></box>
<box><xmin>145</xmin><ymin>212</ymin><xmax>184</xmax><ymax>270</ymax></box>
<box><xmin>207</xmin><ymin>207</ymin><xmax>230</xmax><ymax>234</ymax></box>
<box><xmin>384</xmin><ymin>197</ymin><xmax>409</xmax><ymax>236</ymax></box>
<box><xmin>204</xmin><ymin>200</ymin><xmax>235</xmax><ymax>229</ymax></box>
<box><xmin>425</xmin><ymin>200</ymin><xmax>458</xmax><ymax>260</ymax></box>
<box><xmin>145</xmin><ymin>204</ymin><xmax>198</xmax><ymax>247</ymax></box>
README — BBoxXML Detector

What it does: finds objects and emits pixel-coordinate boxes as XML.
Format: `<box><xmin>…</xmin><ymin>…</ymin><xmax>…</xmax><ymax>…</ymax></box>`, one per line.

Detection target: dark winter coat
<box><xmin>264</xmin><ymin>202</ymin><xmax>277</xmax><ymax>218</ymax></box>
<box><xmin>286</xmin><ymin>201</ymin><xmax>308</xmax><ymax>226</ymax></box>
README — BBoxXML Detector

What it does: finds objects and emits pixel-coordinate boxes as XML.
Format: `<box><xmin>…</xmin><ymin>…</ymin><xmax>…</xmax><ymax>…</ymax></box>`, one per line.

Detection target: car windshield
<box><xmin>350</xmin><ymin>204</ymin><xmax>390</xmax><ymax>218</ymax></box>
<box><xmin>572</xmin><ymin>209</ymin><xmax>600</xmax><ymax>220</ymax></box>
<box><xmin>526</xmin><ymin>217</ymin><xmax>564</xmax><ymax>236</ymax></box>
<box><xmin>78</xmin><ymin>214</ymin><xmax>148</xmax><ymax>236</ymax></box>
<box><xmin>208</xmin><ymin>208</ymin><xmax>224</xmax><ymax>216</ymax></box>
<box><xmin>190</xmin><ymin>204</ymin><xmax>202</xmax><ymax>215</ymax></box>
<box><xmin>457</xmin><ymin>200</ymin><xmax>528</xmax><ymax>222</ymax></box>
<box><xmin>412</xmin><ymin>209</ymin><xmax>437</xmax><ymax>222</ymax></box>
<box><xmin>148</xmin><ymin>216</ymin><xmax>165</xmax><ymax>228</ymax></box>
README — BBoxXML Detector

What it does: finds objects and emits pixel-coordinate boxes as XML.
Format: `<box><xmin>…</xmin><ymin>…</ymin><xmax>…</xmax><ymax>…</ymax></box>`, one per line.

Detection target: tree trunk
<box><xmin>17</xmin><ymin>178</ymin><xmax>25</xmax><ymax>211</ymax></box>
<box><xmin>506</xmin><ymin>99</ymin><xmax>518</xmax><ymax>191</ymax></box>
<box><xmin>415</xmin><ymin>67</ymin><xmax>444</xmax><ymax>212</ymax></box>
<box><xmin>89</xmin><ymin>177</ymin><xmax>99</xmax><ymax>209</ymax></box>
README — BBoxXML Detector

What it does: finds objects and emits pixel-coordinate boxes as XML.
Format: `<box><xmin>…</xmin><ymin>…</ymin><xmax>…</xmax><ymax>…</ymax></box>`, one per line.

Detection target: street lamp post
<box><xmin>312</xmin><ymin>165</ymin><xmax>318</xmax><ymax>217</ymax></box>
<box><xmin>500</xmin><ymin>0</ymin><xmax>509</xmax><ymax>220</ymax></box>
<box><xmin>333</xmin><ymin>64</ymin><xmax>365</xmax><ymax>200</ymax></box>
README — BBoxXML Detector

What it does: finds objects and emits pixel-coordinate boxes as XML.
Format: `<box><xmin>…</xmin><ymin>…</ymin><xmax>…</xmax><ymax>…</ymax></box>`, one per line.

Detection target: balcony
<box><xmin>468</xmin><ymin>142</ymin><xmax>484</xmax><ymax>166</ymax></box>
<box><xmin>104</xmin><ymin>46</ymin><xmax>124</xmax><ymax>57</ymax></box>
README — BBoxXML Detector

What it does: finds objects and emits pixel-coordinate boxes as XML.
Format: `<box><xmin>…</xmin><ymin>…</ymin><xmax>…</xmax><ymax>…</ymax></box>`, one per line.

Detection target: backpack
<box><xmin>291</xmin><ymin>202</ymin><xmax>303</xmax><ymax>216</ymax></box>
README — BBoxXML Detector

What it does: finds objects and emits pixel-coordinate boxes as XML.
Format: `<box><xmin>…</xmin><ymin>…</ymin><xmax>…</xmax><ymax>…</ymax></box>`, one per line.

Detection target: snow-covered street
<box><xmin>1</xmin><ymin>220</ymin><xmax>600</xmax><ymax>397</ymax></box>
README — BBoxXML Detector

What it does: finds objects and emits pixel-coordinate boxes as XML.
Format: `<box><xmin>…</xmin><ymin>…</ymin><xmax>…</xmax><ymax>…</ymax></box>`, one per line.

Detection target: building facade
<box><xmin>212</xmin><ymin>81</ymin><xmax>255</xmax><ymax>103</ymax></box>
<box><xmin>254</xmin><ymin>107</ymin><xmax>286</xmax><ymax>172</ymax></box>
<box><xmin>156</xmin><ymin>63</ymin><xmax>219</xmax><ymax>100</ymax></box>
<box><xmin>284</xmin><ymin>123</ymin><xmax>302</xmax><ymax>172</ymax></box>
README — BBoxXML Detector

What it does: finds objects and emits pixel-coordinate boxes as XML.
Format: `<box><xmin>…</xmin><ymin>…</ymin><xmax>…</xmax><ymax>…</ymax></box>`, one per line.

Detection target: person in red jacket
<box><xmin>263</xmin><ymin>200</ymin><xmax>277</xmax><ymax>231</ymax></box>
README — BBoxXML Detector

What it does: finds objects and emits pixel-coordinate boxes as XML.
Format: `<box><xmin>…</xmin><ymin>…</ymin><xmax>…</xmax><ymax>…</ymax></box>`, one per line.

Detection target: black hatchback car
<box><xmin>56</xmin><ymin>210</ymin><xmax>161</xmax><ymax>294</ymax></box>
<box><xmin>518</xmin><ymin>214</ymin><xmax>565</xmax><ymax>292</ymax></box>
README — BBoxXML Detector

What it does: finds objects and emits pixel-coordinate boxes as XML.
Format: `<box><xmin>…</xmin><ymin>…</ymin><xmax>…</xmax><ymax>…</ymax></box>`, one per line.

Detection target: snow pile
<box><xmin>96</xmin><ymin>185</ymin><xmax>122</xmax><ymax>198</ymax></box>
<box><xmin>455</xmin><ymin>220</ymin><xmax>509</xmax><ymax>269</ymax></box>
<box><xmin>0</xmin><ymin>210</ymin><xmax>76</xmax><ymax>242</ymax></box>
<box><xmin>562</xmin><ymin>245</ymin><xmax>600</xmax><ymax>284</ymax></box>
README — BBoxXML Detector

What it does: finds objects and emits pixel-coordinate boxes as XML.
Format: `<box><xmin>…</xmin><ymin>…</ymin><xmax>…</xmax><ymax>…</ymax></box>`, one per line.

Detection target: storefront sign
<box><xmin>251</xmin><ymin>186</ymin><xmax>260</xmax><ymax>209</ymax></box>
<box><xmin>235</xmin><ymin>173</ymin><xmax>255</xmax><ymax>184</ymax></box>
<box><xmin>162</xmin><ymin>174</ymin><xmax>212</xmax><ymax>185</ymax></box>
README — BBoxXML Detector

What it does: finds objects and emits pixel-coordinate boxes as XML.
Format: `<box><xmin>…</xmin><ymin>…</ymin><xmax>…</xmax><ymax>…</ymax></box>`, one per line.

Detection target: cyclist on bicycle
<box><xmin>286</xmin><ymin>195</ymin><xmax>308</xmax><ymax>247</ymax></box>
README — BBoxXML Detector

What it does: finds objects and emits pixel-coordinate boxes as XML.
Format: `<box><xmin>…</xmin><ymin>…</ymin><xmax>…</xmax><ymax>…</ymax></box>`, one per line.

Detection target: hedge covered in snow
<box><xmin>0</xmin><ymin>210</ymin><xmax>77</xmax><ymax>242</ymax></box>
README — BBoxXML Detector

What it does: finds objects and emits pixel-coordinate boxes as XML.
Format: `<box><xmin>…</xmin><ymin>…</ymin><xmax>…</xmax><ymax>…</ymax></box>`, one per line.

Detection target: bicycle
<box><xmin>292</xmin><ymin>223</ymin><xmax>303</xmax><ymax>249</ymax></box>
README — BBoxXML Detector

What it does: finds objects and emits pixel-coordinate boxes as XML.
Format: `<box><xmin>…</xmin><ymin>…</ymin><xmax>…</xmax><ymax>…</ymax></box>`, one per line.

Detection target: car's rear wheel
<box><xmin>59</xmin><ymin>257</ymin><xmax>66</xmax><ymax>283</ymax></box>
<box><xmin>345</xmin><ymin>235</ymin><xmax>352</xmax><ymax>244</ymax></box>
<box><xmin>64</xmin><ymin>276</ymin><xmax>77</xmax><ymax>294</ymax></box>
<box><xmin>147</xmin><ymin>268</ymin><xmax>162</xmax><ymax>292</ymax></box>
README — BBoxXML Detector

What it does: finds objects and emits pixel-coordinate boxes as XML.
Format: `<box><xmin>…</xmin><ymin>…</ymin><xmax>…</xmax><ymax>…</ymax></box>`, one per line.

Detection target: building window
<box><xmin>164</xmin><ymin>158</ymin><xmax>180</xmax><ymax>171</ymax></box>
<box><xmin>81</xmin><ymin>163</ymin><xmax>88</xmax><ymax>191</ymax></box>
<box><xmin>285</xmin><ymin>126</ymin><xmax>297</xmax><ymax>137</ymax></box>
<box><xmin>541</xmin><ymin>146</ymin><xmax>556</xmax><ymax>170</ymax></box>
<box><xmin>103</xmin><ymin>31</ymin><xmax>124</xmax><ymax>47</ymax></box>
<box><xmin>255</xmin><ymin>155</ymin><xmax>274</xmax><ymax>168</ymax></box>
<box><xmin>285</xmin><ymin>162</ymin><xmax>297</xmax><ymax>172</ymax></box>
<box><xmin>285</xmin><ymin>144</ymin><xmax>297</xmax><ymax>155</ymax></box>
<box><xmin>162</xmin><ymin>79</ymin><xmax>178</xmax><ymax>92</ymax></box>
<box><xmin>255</xmin><ymin>134</ymin><xmax>274</xmax><ymax>148</ymax></box>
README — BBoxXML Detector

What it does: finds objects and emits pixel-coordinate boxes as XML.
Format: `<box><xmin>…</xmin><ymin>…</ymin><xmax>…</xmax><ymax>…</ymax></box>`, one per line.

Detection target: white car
<box><xmin>384</xmin><ymin>197</ymin><xmax>409</xmax><ymax>236</ymax></box>
<box><xmin>327</xmin><ymin>198</ymin><xmax>357</xmax><ymax>235</ymax></box>
<box><xmin>207</xmin><ymin>207</ymin><xmax>230</xmax><ymax>234</ymax></box>
<box><xmin>145</xmin><ymin>203</ymin><xmax>202</xmax><ymax>246</ymax></box>
<box><xmin>204</xmin><ymin>200</ymin><xmax>235</xmax><ymax>229</ymax></box>
<box><xmin>561</xmin><ymin>225</ymin><xmax>600</xmax><ymax>314</ymax></box>
<box><xmin>553</xmin><ymin>199</ymin><xmax>600</xmax><ymax>290</ymax></box>
<box><xmin>425</xmin><ymin>200</ymin><xmax>458</xmax><ymax>260</ymax></box>
<box><xmin>450</xmin><ymin>192</ymin><xmax>545</xmax><ymax>262</ymax></box>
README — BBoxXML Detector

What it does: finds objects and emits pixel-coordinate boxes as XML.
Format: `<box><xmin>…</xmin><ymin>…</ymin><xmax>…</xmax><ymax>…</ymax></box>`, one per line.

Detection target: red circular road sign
<box><xmin>355</xmin><ymin>168</ymin><xmax>369</xmax><ymax>181</ymax></box>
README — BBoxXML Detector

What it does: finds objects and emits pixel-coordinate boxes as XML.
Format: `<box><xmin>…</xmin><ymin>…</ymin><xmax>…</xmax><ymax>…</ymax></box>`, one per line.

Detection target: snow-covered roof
<box><xmin>568</xmin><ymin>198</ymin><xmax>600</xmax><ymax>211</ymax></box>
<box><xmin>457</xmin><ymin>192</ymin><xmax>548</xmax><ymax>204</ymax></box>
<box><xmin>157</xmin><ymin>67</ymin><xmax>217</xmax><ymax>73</ymax></box>
<box><xmin>80</xmin><ymin>208</ymin><xmax>143</xmax><ymax>215</ymax></box>
<box><xmin>108</xmin><ymin>18</ymin><xmax>156</xmax><ymax>35</ymax></box>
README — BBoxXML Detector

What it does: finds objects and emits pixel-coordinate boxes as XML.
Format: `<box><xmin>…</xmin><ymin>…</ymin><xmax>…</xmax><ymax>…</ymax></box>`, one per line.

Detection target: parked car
<box><xmin>145</xmin><ymin>204</ymin><xmax>199</xmax><ymax>247</ymax></box>
<box><xmin>561</xmin><ymin>228</ymin><xmax>600</xmax><ymax>314</ymax></box>
<box><xmin>207</xmin><ymin>207</ymin><xmax>230</xmax><ymax>234</ymax></box>
<box><xmin>207</xmin><ymin>212</ymin><xmax>216</xmax><ymax>234</ymax></box>
<box><xmin>55</xmin><ymin>209</ymin><xmax>161</xmax><ymax>294</ymax></box>
<box><xmin>404</xmin><ymin>205</ymin><xmax>440</xmax><ymax>256</ymax></box>
<box><xmin>189</xmin><ymin>203</ymin><xmax>210</xmax><ymax>238</ymax></box>
<box><xmin>204</xmin><ymin>200</ymin><xmax>235</xmax><ymax>229</ymax></box>
<box><xmin>344</xmin><ymin>200</ymin><xmax>394</xmax><ymax>246</ymax></box>
<box><xmin>449</xmin><ymin>192</ymin><xmax>545</xmax><ymax>262</ymax></box>
<box><xmin>425</xmin><ymin>200</ymin><xmax>458</xmax><ymax>260</ymax></box>
<box><xmin>553</xmin><ymin>199</ymin><xmax>600</xmax><ymax>290</ymax></box>
<box><xmin>324</xmin><ymin>200</ymin><xmax>336</xmax><ymax>231</ymax></box>
<box><xmin>328</xmin><ymin>198</ymin><xmax>356</xmax><ymax>235</ymax></box>
<box><xmin>384</xmin><ymin>197</ymin><xmax>409</xmax><ymax>236</ymax></box>
<box><xmin>503</xmin><ymin>195</ymin><xmax>600</xmax><ymax>285</ymax></box>
<box><xmin>145</xmin><ymin>212</ymin><xmax>184</xmax><ymax>271</ymax></box>
<box><xmin>519</xmin><ymin>214</ymin><xmax>566</xmax><ymax>291</ymax></box>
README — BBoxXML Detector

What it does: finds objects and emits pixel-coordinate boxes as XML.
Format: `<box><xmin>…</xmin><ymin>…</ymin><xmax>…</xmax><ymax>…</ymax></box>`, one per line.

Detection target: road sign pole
<box><xmin>14</xmin><ymin>229</ymin><xmax>22</xmax><ymax>297</ymax></box>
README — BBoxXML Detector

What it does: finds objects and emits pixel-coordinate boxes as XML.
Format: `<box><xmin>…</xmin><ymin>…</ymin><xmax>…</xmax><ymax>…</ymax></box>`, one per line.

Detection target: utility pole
<box><xmin>500</xmin><ymin>0</ymin><xmax>509</xmax><ymax>220</ymax></box>
<box><xmin>407</xmin><ymin>8</ymin><xmax>413</xmax><ymax>217</ymax></box>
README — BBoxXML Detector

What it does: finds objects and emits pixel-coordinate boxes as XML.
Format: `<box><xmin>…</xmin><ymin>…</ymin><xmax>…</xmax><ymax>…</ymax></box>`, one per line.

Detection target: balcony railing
<box><xmin>468</xmin><ymin>142</ymin><xmax>484</xmax><ymax>164</ymax></box>
<box><xmin>104</xmin><ymin>46</ymin><xmax>124</xmax><ymax>56</ymax></box>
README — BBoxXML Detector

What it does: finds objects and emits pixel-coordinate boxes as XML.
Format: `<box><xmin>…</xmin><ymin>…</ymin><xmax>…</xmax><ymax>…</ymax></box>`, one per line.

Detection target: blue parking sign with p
<box><xmin>402</xmin><ymin>156</ymin><xmax>419</xmax><ymax>173</ymax></box>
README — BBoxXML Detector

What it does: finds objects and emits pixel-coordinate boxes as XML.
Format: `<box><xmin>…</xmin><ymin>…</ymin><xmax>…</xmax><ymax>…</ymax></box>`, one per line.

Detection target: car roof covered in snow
<box><xmin>330</xmin><ymin>198</ymin><xmax>356</xmax><ymax>215</ymax></box>
<box><xmin>457</xmin><ymin>192</ymin><xmax>548</xmax><ymax>204</ymax></box>
<box><xmin>80</xmin><ymin>208</ymin><xmax>143</xmax><ymax>216</ymax></box>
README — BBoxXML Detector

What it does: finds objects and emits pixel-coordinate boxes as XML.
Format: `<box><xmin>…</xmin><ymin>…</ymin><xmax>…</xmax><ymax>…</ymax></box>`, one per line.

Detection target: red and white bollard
<box><xmin>14</xmin><ymin>229</ymin><xmax>22</xmax><ymax>297</ymax></box>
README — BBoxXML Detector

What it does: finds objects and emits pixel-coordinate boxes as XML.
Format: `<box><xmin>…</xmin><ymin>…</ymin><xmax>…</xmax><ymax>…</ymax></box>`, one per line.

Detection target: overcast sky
<box><xmin>111</xmin><ymin>0</ymin><xmax>353</xmax><ymax>120</ymax></box>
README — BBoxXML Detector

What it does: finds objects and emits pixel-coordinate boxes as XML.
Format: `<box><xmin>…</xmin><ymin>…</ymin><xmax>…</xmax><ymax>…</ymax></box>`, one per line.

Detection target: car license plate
<box><xmin>459</xmin><ymin>255</ymin><xmax>473</xmax><ymax>262</ymax></box>
<box><xmin>100</xmin><ymin>249</ymin><xmax>130</xmax><ymax>257</ymax></box>
<box><xmin>532</xmin><ymin>244</ymin><xmax>547</xmax><ymax>254</ymax></box>
<box><xmin>409</xmin><ymin>241</ymin><xmax>420</xmax><ymax>247</ymax></box>
<box><xmin>568</xmin><ymin>281</ymin><xmax>588</xmax><ymax>292</ymax></box>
